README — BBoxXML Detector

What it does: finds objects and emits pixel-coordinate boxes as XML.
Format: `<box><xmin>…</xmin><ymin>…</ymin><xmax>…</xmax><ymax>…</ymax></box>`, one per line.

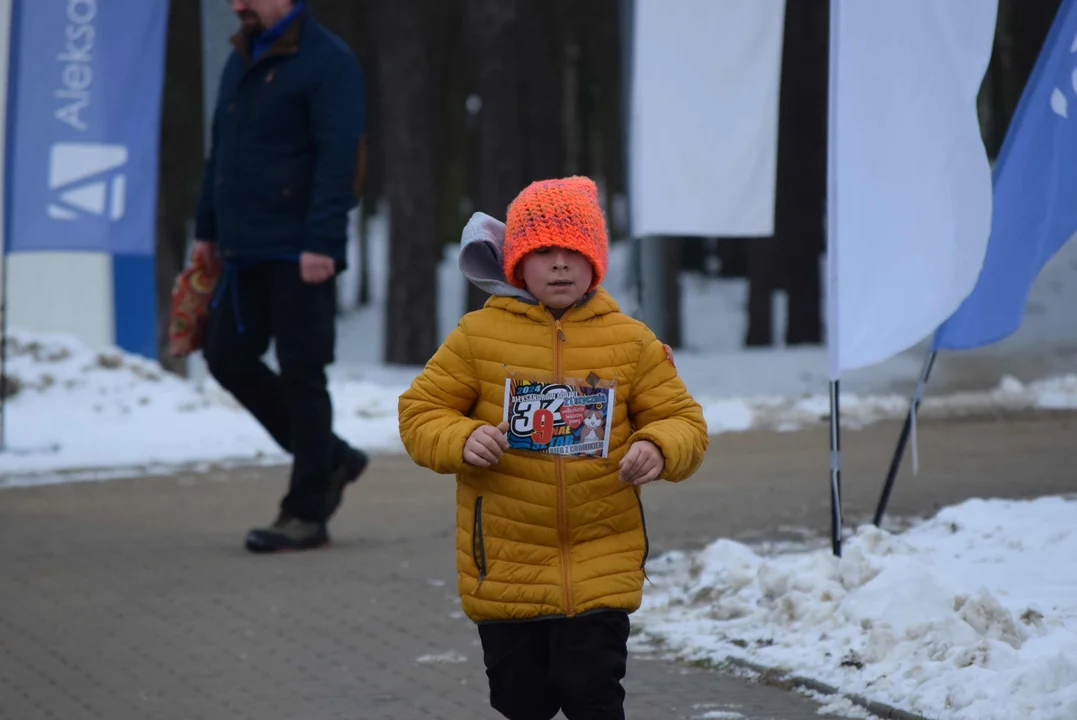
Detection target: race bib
<box><xmin>502</xmin><ymin>377</ymin><xmax>616</xmax><ymax>458</ymax></box>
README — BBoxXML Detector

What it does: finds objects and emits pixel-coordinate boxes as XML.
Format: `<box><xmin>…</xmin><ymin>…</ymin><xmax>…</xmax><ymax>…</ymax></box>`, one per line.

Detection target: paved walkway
<box><xmin>2</xmin><ymin>411</ymin><xmax>1075</xmax><ymax>720</ymax></box>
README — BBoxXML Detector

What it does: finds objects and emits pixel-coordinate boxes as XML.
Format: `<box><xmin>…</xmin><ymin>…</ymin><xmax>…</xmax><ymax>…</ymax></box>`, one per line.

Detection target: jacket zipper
<box><xmin>472</xmin><ymin>496</ymin><xmax>487</xmax><ymax>590</ymax></box>
<box><xmin>552</xmin><ymin>317</ymin><xmax>574</xmax><ymax>616</ymax></box>
<box><xmin>634</xmin><ymin>489</ymin><xmax>651</xmax><ymax>569</ymax></box>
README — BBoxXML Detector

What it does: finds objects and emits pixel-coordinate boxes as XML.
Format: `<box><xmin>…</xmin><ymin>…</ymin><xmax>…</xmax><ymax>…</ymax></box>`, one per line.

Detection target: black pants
<box><xmin>203</xmin><ymin>259</ymin><xmax>350</xmax><ymax>523</ymax></box>
<box><xmin>477</xmin><ymin>611</ymin><xmax>630</xmax><ymax>720</ymax></box>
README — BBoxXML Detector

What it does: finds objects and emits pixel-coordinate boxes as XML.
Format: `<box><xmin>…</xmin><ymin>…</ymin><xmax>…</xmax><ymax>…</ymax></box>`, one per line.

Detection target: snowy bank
<box><xmin>0</xmin><ymin>331</ymin><xmax>403</xmax><ymax>481</ymax></box>
<box><xmin>633</xmin><ymin>496</ymin><xmax>1077</xmax><ymax>720</ymax></box>
<box><xmin>2</xmin><ymin>329</ymin><xmax>1077</xmax><ymax>482</ymax></box>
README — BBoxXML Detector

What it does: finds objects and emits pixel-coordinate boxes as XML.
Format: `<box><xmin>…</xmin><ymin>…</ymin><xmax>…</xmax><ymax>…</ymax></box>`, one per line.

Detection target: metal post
<box><xmin>0</xmin><ymin>239</ymin><xmax>8</xmax><ymax>452</ymax></box>
<box><xmin>0</xmin><ymin>0</ymin><xmax>14</xmax><ymax>452</ymax></box>
<box><xmin>826</xmin><ymin>0</ymin><xmax>842</xmax><ymax>557</ymax></box>
<box><xmin>872</xmin><ymin>348</ymin><xmax>937</xmax><ymax>527</ymax></box>
<box><xmin>829</xmin><ymin>379</ymin><xmax>843</xmax><ymax>556</ymax></box>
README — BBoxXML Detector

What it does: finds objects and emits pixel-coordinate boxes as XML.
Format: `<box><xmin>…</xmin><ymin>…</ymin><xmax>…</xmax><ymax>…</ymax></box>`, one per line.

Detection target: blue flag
<box><xmin>4</xmin><ymin>0</ymin><xmax>169</xmax><ymax>358</ymax></box>
<box><xmin>933</xmin><ymin>0</ymin><xmax>1077</xmax><ymax>350</ymax></box>
<box><xmin>5</xmin><ymin>0</ymin><xmax>168</xmax><ymax>256</ymax></box>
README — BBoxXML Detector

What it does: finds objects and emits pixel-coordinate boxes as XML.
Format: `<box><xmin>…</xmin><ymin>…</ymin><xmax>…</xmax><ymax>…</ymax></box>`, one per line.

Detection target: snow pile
<box><xmin>2</xmin><ymin>329</ymin><xmax>1077</xmax><ymax>481</ymax></box>
<box><xmin>634</xmin><ymin>496</ymin><xmax>1077</xmax><ymax>720</ymax></box>
<box><xmin>713</xmin><ymin>373</ymin><xmax>1077</xmax><ymax>434</ymax></box>
<box><xmin>0</xmin><ymin>331</ymin><xmax>404</xmax><ymax>480</ymax></box>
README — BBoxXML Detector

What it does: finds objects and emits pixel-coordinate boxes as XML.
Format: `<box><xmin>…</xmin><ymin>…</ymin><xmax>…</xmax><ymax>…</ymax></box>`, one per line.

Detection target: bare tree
<box><xmin>462</xmin><ymin>0</ymin><xmax>567</xmax><ymax>312</ymax></box>
<box><xmin>372</xmin><ymin>0</ymin><xmax>440</xmax><ymax>364</ymax></box>
<box><xmin>981</xmin><ymin>0</ymin><xmax>1062</xmax><ymax>156</ymax></box>
<box><xmin>578</xmin><ymin>0</ymin><xmax>624</xmax><ymax>217</ymax></box>
<box><xmin>746</xmin><ymin>0</ymin><xmax>826</xmax><ymax>346</ymax></box>
<box><xmin>463</xmin><ymin>0</ymin><xmax>525</xmax><ymax>311</ymax></box>
<box><xmin>776</xmin><ymin>0</ymin><xmax>826</xmax><ymax>345</ymax></box>
<box><xmin>156</xmin><ymin>0</ymin><xmax>205</xmax><ymax>374</ymax></box>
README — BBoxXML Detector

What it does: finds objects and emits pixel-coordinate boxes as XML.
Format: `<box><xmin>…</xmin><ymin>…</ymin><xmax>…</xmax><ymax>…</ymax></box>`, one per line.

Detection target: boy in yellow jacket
<box><xmin>398</xmin><ymin>176</ymin><xmax>708</xmax><ymax>720</ymax></box>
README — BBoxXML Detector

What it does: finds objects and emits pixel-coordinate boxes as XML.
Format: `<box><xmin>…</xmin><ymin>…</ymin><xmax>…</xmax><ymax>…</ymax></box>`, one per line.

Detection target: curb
<box><xmin>724</xmin><ymin>657</ymin><xmax>931</xmax><ymax>720</ymax></box>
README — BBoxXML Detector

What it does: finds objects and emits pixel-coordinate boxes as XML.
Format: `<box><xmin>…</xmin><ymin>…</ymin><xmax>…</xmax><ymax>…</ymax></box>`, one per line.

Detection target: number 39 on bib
<box><xmin>502</xmin><ymin>378</ymin><xmax>616</xmax><ymax>458</ymax></box>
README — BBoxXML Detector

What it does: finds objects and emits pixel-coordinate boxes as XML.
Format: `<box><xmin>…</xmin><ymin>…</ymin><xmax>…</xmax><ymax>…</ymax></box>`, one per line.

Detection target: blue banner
<box><xmin>5</xmin><ymin>0</ymin><xmax>168</xmax><ymax>255</ymax></box>
<box><xmin>933</xmin><ymin>0</ymin><xmax>1077</xmax><ymax>350</ymax></box>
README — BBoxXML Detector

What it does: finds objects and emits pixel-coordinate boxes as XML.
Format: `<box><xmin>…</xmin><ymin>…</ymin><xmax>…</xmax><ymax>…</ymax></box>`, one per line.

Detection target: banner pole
<box><xmin>0</xmin><ymin>242</ymin><xmax>7</xmax><ymax>452</ymax></box>
<box><xmin>828</xmin><ymin>379</ymin><xmax>843</xmax><ymax>556</ymax></box>
<box><xmin>872</xmin><ymin>347</ymin><xmax>937</xmax><ymax>526</ymax></box>
<box><xmin>825</xmin><ymin>0</ymin><xmax>843</xmax><ymax>556</ymax></box>
<box><xmin>0</xmin><ymin>0</ymin><xmax>14</xmax><ymax>453</ymax></box>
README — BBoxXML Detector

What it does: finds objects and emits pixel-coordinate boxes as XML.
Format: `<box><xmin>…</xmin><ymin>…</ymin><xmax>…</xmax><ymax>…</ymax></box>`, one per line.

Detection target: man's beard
<box><xmin>236</xmin><ymin>9</ymin><xmax>263</xmax><ymax>32</ymax></box>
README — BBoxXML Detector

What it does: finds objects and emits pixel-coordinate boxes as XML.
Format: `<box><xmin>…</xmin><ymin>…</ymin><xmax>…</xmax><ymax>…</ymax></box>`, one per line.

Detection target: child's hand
<box><xmin>619</xmin><ymin>440</ymin><xmax>664</xmax><ymax>485</ymax></box>
<box><xmin>464</xmin><ymin>422</ymin><xmax>510</xmax><ymax>467</ymax></box>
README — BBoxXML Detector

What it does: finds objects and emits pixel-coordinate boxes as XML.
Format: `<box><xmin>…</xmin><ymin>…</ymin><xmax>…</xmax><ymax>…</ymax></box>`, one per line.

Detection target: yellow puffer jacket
<box><xmin>398</xmin><ymin>288</ymin><xmax>708</xmax><ymax>623</ymax></box>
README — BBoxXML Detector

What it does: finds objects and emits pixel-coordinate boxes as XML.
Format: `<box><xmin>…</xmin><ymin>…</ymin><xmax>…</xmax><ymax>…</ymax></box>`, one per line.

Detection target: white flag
<box><xmin>827</xmin><ymin>0</ymin><xmax>998</xmax><ymax>376</ymax></box>
<box><xmin>629</xmin><ymin>0</ymin><xmax>785</xmax><ymax>238</ymax></box>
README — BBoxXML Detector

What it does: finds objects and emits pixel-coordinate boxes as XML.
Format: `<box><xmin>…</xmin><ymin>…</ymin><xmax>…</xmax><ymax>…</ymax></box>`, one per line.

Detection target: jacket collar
<box><xmin>230</xmin><ymin>7</ymin><xmax>306</xmax><ymax>66</ymax></box>
<box><xmin>485</xmin><ymin>287</ymin><xmax>620</xmax><ymax>325</ymax></box>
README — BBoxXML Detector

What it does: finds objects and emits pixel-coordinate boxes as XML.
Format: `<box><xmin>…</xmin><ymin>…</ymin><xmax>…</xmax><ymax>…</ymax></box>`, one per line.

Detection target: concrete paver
<box><xmin>2</xmin><ymin>411</ymin><xmax>1075</xmax><ymax>719</ymax></box>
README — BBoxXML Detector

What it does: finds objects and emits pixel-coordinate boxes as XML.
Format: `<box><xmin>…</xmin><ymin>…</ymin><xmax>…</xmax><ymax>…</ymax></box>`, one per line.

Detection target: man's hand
<box><xmin>193</xmin><ymin>240</ymin><xmax>219</xmax><ymax>264</ymax></box>
<box><xmin>619</xmin><ymin>440</ymin><xmax>664</xmax><ymax>486</ymax></box>
<box><xmin>464</xmin><ymin>422</ymin><xmax>510</xmax><ymax>467</ymax></box>
<box><xmin>300</xmin><ymin>252</ymin><xmax>336</xmax><ymax>284</ymax></box>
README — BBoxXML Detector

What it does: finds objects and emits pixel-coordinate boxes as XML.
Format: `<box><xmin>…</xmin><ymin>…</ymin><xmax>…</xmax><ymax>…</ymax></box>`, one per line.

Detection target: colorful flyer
<box><xmin>502</xmin><ymin>377</ymin><xmax>616</xmax><ymax>458</ymax></box>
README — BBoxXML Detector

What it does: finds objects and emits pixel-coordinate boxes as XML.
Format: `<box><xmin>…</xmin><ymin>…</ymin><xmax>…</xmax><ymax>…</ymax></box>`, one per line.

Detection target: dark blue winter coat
<box><xmin>195</xmin><ymin>10</ymin><xmax>366</xmax><ymax>266</ymax></box>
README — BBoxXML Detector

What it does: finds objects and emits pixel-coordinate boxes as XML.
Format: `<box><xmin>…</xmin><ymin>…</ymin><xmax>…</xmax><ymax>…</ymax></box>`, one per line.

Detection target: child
<box><xmin>398</xmin><ymin>176</ymin><xmax>708</xmax><ymax>720</ymax></box>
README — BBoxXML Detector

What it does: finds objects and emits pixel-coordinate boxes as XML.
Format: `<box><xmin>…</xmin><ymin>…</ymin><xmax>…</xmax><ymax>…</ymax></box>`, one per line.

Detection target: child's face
<box><xmin>517</xmin><ymin>247</ymin><xmax>594</xmax><ymax>309</ymax></box>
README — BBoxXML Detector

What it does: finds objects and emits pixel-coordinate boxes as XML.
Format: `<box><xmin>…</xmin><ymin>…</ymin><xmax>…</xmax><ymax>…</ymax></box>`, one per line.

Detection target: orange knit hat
<box><xmin>503</xmin><ymin>176</ymin><xmax>609</xmax><ymax>291</ymax></box>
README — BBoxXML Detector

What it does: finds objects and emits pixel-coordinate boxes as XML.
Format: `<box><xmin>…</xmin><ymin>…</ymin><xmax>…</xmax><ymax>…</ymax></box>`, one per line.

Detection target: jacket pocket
<box><xmin>472</xmin><ymin>496</ymin><xmax>488</xmax><ymax>582</ymax></box>
<box><xmin>635</xmin><ymin>491</ymin><xmax>650</xmax><ymax>569</ymax></box>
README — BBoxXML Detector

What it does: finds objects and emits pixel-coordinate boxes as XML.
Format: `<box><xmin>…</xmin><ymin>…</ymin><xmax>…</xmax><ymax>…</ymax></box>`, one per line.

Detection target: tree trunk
<box><xmin>332</xmin><ymin>0</ymin><xmax>381</xmax><ymax>309</ymax></box>
<box><xmin>156</xmin><ymin>0</ymin><xmax>205</xmax><ymax>375</ymax></box>
<box><xmin>661</xmin><ymin>237</ymin><xmax>682</xmax><ymax>348</ymax></box>
<box><xmin>981</xmin><ymin>0</ymin><xmax>1061</xmax><ymax>157</ymax></box>
<box><xmin>746</xmin><ymin>0</ymin><xmax>827</xmax><ymax>346</ymax></box>
<box><xmin>517</xmin><ymin>0</ymin><xmax>565</xmax><ymax>184</ymax></box>
<box><xmin>745</xmin><ymin>237</ymin><xmax>778</xmax><ymax>346</ymax></box>
<box><xmin>373</xmin><ymin>0</ymin><xmax>439</xmax><ymax>365</ymax></box>
<box><xmin>430</xmin><ymin>1</ymin><xmax>467</xmax><ymax>296</ymax></box>
<box><xmin>358</xmin><ymin>46</ymin><xmax>380</xmax><ymax>308</ymax></box>
<box><xmin>776</xmin><ymin>0</ymin><xmax>826</xmax><ymax>345</ymax></box>
<box><xmin>464</xmin><ymin>0</ymin><xmax>525</xmax><ymax>311</ymax></box>
<box><xmin>582</xmin><ymin>0</ymin><xmax>624</xmax><ymax>220</ymax></box>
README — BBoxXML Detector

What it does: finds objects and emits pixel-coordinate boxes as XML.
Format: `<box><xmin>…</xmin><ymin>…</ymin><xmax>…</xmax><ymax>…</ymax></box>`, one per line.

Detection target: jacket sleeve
<box><xmin>398</xmin><ymin>323</ymin><xmax>486</xmax><ymax>475</ymax></box>
<box><xmin>194</xmin><ymin>107</ymin><xmax>220</xmax><ymax>242</ymax></box>
<box><xmin>626</xmin><ymin>332</ymin><xmax>708</xmax><ymax>482</ymax></box>
<box><xmin>303</xmin><ymin>49</ymin><xmax>365</xmax><ymax>261</ymax></box>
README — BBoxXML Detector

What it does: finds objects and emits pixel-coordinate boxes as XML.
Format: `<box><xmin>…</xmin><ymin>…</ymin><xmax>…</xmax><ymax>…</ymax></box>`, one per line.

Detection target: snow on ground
<box><xmin>632</xmin><ymin>495</ymin><xmax>1077</xmax><ymax>720</ymax></box>
<box><xmin>3</xmin><ymin>213</ymin><xmax>1077</xmax><ymax>482</ymax></box>
<box><xmin>0</xmin><ymin>330</ymin><xmax>405</xmax><ymax>481</ymax></box>
<box><xmin>2</xmin><ymin>324</ymin><xmax>1076</xmax><ymax>483</ymax></box>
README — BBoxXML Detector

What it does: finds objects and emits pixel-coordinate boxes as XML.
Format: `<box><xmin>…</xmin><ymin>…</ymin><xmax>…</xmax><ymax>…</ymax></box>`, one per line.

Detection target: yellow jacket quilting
<box><xmin>398</xmin><ymin>288</ymin><xmax>708</xmax><ymax>622</ymax></box>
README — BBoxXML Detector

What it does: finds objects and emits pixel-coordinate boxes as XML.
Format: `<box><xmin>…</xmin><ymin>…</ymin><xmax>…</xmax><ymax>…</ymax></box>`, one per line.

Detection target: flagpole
<box><xmin>0</xmin><ymin>0</ymin><xmax>12</xmax><ymax>453</ymax></box>
<box><xmin>872</xmin><ymin>347</ymin><xmax>936</xmax><ymax>526</ymax></box>
<box><xmin>0</xmin><ymin>245</ymin><xmax>7</xmax><ymax>451</ymax></box>
<box><xmin>826</xmin><ymin>0</ymin><xmax>843</xmax><ymax>557</ymax></box>
<box><xmin>828</xmin><ymin>379</ymin><xmax>843</xmax><ymax>555</ymax></box>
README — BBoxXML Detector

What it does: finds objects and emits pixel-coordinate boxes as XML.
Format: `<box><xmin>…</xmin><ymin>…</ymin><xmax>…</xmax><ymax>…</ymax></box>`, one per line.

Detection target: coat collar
<box><xmin>484</xmin><ymin>287</ymin><xmax>620</xmax><ymax>325</ymax></box>
<box><xmin>229</xmin><ymin>8</ymin><xmax>306</xmax><ymax>66</ymax></box>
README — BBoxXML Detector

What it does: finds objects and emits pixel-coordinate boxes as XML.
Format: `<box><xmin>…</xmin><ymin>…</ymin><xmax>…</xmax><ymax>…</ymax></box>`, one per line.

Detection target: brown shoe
<box><xmin>244</xmin><ymin>515</ymin><xmax>329</xmax><ymax>553</ymax></box>
<box><xmin>326</xmin><ymin>448</ymin><xmax>368</xmax><ymax>519</ymax></box>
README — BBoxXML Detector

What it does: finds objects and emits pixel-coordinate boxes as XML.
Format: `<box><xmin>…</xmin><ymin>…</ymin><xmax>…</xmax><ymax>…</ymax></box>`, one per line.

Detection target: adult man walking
<box><xmin>195</xmin><ymin>0</ymin><xmax>368</xmax><ymax>553</ymax></box>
